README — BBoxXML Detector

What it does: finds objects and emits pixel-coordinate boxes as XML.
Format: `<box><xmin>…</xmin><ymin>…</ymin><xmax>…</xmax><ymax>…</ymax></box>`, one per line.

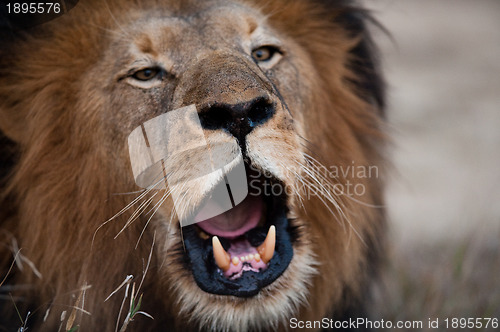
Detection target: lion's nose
<box><xmin>199</xmin><ymin>96</ymin><xmax>275</xmax><ymax>143</ymax></box>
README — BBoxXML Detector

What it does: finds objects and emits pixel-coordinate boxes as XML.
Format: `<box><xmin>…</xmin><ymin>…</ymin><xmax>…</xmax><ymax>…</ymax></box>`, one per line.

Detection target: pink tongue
<box><xmin>197</xmin><ymin>195</ymin><xmax>263</xmax><ymax>239</ymax></box>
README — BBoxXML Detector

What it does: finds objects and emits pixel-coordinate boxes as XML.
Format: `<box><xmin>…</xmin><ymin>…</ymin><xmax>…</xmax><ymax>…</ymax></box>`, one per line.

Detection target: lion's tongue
<box><xmin>196</xmin><ymin>195</ymin><xmax>263</xmax><ymax>239</ymax></box>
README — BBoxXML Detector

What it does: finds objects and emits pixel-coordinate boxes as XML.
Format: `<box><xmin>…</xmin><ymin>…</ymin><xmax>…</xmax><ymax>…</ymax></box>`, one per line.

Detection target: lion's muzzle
<box><xmin>173</xmin><ymin>51</ymin><xmax>277</xmax><ymax>143</ymax></box>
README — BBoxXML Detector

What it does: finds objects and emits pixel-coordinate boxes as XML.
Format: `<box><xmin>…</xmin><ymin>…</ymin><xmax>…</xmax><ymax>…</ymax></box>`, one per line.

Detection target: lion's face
<box><xmin>0</xmin><ymin>0</ymin><xmax>385</xmax><ymax>330</ymax></box>
<box><xmin>90</xmin><ymin>2</ymin><xmax>318</xmax><ymax>326</ymax></box>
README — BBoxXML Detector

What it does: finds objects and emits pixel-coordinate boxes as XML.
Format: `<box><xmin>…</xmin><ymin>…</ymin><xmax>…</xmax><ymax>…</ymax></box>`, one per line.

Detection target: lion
<box><xmin>0</xmin><ymin>0</ymin><xmax>386</xmax><ymax>330</ymax></box>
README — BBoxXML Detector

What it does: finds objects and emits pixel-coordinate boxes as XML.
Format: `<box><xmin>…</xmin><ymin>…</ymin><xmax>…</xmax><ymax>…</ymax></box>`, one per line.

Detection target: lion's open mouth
<box><xmin>182</xmin><ymin>164</ymin><xmax>295</xmax><ymax>297</ymax></box>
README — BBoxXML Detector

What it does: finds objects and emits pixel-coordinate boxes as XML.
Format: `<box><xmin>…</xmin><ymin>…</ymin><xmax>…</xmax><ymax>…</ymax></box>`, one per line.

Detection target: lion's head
<box><xmin>0</xmin><ymin>0</ymin><xmax>385</xmax><ymax>330</ymax></box>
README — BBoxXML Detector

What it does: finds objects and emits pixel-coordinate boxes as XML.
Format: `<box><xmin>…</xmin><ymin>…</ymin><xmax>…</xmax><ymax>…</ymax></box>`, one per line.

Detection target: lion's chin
<box><xmin>180</xmin><ymin>164</ymin><xmax>296</xmax><ymax>297</ymax></box>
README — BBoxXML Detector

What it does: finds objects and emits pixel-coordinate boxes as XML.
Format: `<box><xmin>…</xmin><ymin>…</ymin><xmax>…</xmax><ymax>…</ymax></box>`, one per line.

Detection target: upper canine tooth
<box><xmin>257</xmin><ymin>225</ymin><xmax>276</xmax><ymax>264</ymax></box>
<box><xmin>212</xmin><ymin>236</ymin><xmax>230</xmax><ymax>272</ymax></box>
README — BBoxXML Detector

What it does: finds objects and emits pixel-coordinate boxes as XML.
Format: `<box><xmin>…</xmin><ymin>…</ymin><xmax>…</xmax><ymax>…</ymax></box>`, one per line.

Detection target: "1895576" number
<box><xmin>6</xmin><ymin>2</ymin><xmax>61</xmax><ymax>14</ymax></box>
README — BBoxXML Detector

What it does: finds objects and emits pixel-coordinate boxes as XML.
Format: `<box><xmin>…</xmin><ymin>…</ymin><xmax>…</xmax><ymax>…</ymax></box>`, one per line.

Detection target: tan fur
<box><xmin>0</xmin><ymin>0</ymin><xmax>385</xmax><ymax>330</ymax></box>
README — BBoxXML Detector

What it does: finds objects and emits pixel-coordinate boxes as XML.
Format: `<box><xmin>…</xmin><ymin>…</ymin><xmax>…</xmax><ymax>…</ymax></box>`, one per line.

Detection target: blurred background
<box><xmin>364</xmin><ymin>0</ymin><xmax>500</xmax><ymax>329</ymax></box>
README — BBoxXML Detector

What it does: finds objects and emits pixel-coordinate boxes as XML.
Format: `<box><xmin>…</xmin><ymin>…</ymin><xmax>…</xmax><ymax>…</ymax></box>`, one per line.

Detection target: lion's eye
<box><xmin>251</xmin><ymin>46</ymin><xmax>279</xmax><ymax>62</ymax></box>
<box><xmin>131</xmin><ymin>67</ymin><xmax>161</xmax><ymax>81</ymax></box>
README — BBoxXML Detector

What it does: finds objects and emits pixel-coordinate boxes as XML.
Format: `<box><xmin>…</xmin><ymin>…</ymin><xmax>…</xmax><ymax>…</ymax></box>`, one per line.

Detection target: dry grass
<box><xmin>371</xmin><ymin>232</ymin><xmax>500</xmax><ymax>331</ymax></box>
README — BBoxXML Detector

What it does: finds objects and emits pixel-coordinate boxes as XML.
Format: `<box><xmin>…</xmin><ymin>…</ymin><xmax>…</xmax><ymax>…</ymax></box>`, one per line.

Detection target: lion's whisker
<box><xmin>114</xmin><ymin>193</ymin><xmax>157</xmax><ymax>239</ymax></box>
<box><xmin>136</xmin><ymin>231</ymin><xmax>155</xmax><ymax>298</ymax></box>
<box><xmin>298</xmin><ymin>161</ymin><xmax>350</xmax><ymax>217</ymax></box>
<box><xmin>277</xmin><ymin>163</ymin><xmax>312</xmax><ymax>214</ymax></box>
<box><xmin>111</xmin><ymin>189</ymin><xmax>146</xmax><ymax>196</ymax></box>
<box><xmin>103</xmin><ymin>184</ymin><xmax>155</xmax><ymax>223</ymax></box>
<box><xmin>303</xmin><ymin>153</ymin><xmax>384</xmax><ymax>208</ymax></box>
<box><xmin>293</xmin><ymin>166</ymin><xmax>348</xmax><ymax>231</ymax></box>
<box><xmin>93</xmin><ymin>172</ymin><xmax>170</xmax><ymax>245</ymax></box>
<box><xmin>135</xmin><ymin>190</ymin><xmax>172</xmax><ymax>248</ymax></box>
<box><xmin>341</xmin><ymin>193</ymin><xmax>385</xmax><ymax>208</ymax></box>
<box><xmin>143</xmin><ymin>187</ymin><xmax>172</xmax><ymax>218</ymax></box>
<box><xmin>297</xmin><ymin>158</ymin><xmax>366</xmax><ymax>246</ymax></box>
<box><xmin>300</xmin><ymin>159</ymin><xmax>354</xmax><ymax>218</ymax></box>
<box><xmin>129</xmin><ymin>193</ymin><xmax>158</xmax><ymax>220</ymax></box>
<box><xmin>291</xmin><ymin>158</ymin><xmax>359</xmax><ymax>242</ymax></box>
<box><xmin>300</xmin><ymin>155</ymin><xmax>352</xmax><ymax>211</ymax></box>
<box><xmin>108</xmin><ymin>168</ymin><xmax>168</xmax><ymax>218</ymax></box>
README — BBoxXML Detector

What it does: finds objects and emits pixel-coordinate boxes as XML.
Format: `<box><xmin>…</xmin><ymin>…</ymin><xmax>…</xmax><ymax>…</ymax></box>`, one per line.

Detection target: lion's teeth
<box><xmin>212</xmin><ymin>236</ymin><xmax>230</xmax><ymax>272</ymax></box>
<box><xmin>257</xmin><ymin>225</ymin><xmax>275</xmax><ymax>264</ymax></box>
<box><xmin>249</xmin><ymin>254</ymin><xmax>254</xmax><ymax>260</ymax></box>
<box><xmin>232</xmin><ymin>256</ymin><xmax>239</xmax><ymax>265</ymax></box>
<box><xmin>198</xmin><ymin>229</ymin><xmax>209</xmax><ymax>240</ymax></box>
<box><xmin>254</xmin><ymin>253</ymin><xmax>261</xmax><ymax>262</ymax></box>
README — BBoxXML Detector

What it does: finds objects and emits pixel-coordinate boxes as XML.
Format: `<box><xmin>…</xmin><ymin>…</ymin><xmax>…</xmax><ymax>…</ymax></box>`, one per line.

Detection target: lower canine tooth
<box><xmin>257</xmin><ymin>225</ymin><xmax>276</xmax><ymax>264</ymax></box>
<box><xmin>212</xmin><ymin>236</ymin><xmax>230</xmax><ymax>272</ymax></box>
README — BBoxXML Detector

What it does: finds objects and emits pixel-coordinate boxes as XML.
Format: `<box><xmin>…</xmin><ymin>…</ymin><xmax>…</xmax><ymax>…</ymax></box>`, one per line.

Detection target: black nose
<box><xmin>199</xmin><ymin>97</ymin><xmax>275</xmax><ymax>143</ymax></box>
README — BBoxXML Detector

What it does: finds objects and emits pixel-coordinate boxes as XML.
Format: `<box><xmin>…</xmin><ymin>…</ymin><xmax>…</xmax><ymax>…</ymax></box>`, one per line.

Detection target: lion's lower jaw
<box><xmin>162</xmin><ymin>234</ymin><xmax>318</xmax><ymax>331</ymax></box>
